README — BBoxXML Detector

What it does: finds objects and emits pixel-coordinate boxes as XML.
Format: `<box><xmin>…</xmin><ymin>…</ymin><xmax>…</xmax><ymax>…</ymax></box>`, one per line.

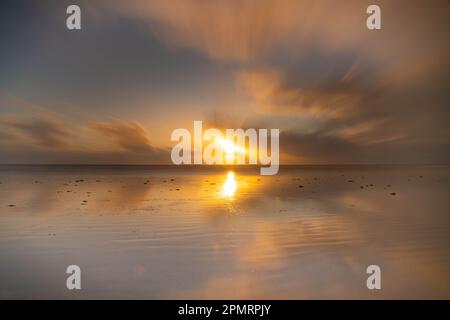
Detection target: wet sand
<box><xmin>0</xmin><ymin>165</ymin><xmax>449</xmax><ymax>299</ymax></box>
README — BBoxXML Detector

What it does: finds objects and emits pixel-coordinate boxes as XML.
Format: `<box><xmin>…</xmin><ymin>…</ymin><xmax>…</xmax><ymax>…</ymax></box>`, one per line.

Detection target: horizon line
<box><xmin>0</xmin><ymin>163</ymin><xmax>449</xmax><ymax>167</ymax></box>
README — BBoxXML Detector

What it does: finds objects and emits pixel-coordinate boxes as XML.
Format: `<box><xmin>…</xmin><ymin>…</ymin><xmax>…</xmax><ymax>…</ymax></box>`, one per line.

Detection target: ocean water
<box><xmin>0</xmin><ymin>165</ymin><xmax>449</xmax><ymax>299</ymax></box>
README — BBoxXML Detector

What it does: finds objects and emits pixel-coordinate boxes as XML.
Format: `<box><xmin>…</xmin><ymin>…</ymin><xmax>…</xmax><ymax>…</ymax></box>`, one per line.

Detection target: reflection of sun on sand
<box><xmin>222</xmin><ymin>171</ymin><xmax>237</xmax><ymax>198</ymax></box>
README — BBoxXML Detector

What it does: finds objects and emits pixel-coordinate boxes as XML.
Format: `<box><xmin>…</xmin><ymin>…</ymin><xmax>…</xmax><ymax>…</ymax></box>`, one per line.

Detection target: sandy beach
<box><xmin>0</xmin><ymin>165</ymin><xmax>449</xmax><ymax>299</ymax></box>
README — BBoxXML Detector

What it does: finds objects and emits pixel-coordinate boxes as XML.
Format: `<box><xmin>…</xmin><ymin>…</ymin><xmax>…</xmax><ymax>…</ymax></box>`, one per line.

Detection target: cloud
<box><xmin>114</xmin><ymin>0</ymin><xmax>306</xmax><ymax>62</ymax></box>
<box><xmin>281</xmin><ymin>129</ymin><xmax>449</xmax><ymax>164</ymax></box>
<box><xmin>0</xmin><ymin>116</ymin><xmax>71</xmax><ymax>148</ymax></box>
<box><xmin>106</xmin><ymin>0</ymin><xmax>449</xmax><ymax>163</ymax></box>
<box><xmin>1</xmin><ymin>1</ymin><xmax>449</xmax><ymax>164</ymax></box>
<box><xmin>235</xmin><ymin>47</ymin><xmax>449</xmax><ymax>163</ymax></box>
<box><xmin>90</xmin><ymin>120</ymin><xmax>156</xmax><ymax>153</ymax></box>
<box><xmin>235</xmin><ymin>53</ymin><xmax>391</xmax><ymax>137</ymax></box>
<box><xmin>0</xmin><ymin>108</ymin><xmax>170</xmax><ymax>164</ymax></box>
<box><xmin>236</xmin><ymin>61</ymin><xmax>379</xmax><ymax>121</ymax></box>
<box><xmin>110</xmin><ymin>0</ymin><xmax>450</xmax><ymax>65</ymax></box>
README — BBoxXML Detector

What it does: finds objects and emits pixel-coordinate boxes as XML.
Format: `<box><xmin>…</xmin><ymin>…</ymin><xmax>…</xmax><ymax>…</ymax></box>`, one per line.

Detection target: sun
<box><xmin>219</xmin><ymin>139</ymin><xmax>244</xmax><ymax>163</ymax></box>
<box><xmin>219</xmin><ymin>139</ymin><xmax>239</xmax><ymax>154</ymax></box>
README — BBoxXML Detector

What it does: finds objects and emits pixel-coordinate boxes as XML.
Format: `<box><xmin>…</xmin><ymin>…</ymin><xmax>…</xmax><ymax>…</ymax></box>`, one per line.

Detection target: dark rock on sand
<box><xmin>298</xmin><ymin>185</ymin><xmax>304</xmax><ymax>188</ymax></box>
<box><xmin>390</xmin><ymin>192</ymin><xmax>397</xmax><ymax>196</ymax></box>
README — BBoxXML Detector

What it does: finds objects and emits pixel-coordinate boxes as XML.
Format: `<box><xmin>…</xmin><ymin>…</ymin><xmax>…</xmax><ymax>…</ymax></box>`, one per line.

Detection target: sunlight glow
<box><xmin>219</xmin><ymin>139</ymin><xmax>245</xmax><ymax>164</ymax></box>
<box><xmin>220</xmin><ymin>139</ymin><xmax>239</xmax><ymax>154</ymax></box>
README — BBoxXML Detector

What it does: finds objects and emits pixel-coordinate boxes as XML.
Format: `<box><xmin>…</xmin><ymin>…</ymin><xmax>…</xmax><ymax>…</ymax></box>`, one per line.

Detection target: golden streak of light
<box><xmin>222</xmin><ymin>171</ymin><xmax>237</xmax><ymax>198</ymax></box>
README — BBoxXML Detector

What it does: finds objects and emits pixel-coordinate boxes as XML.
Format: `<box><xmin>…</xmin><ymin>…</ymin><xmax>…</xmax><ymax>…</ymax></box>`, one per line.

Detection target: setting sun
<box><xmin>219</xmin><ymin>139</ymin><xmax>242</xmax><ymax>163</ymax></box>
<box><xmin>219</xmin><ymin>140</ymin><xmax>237</xmax><ymax>153</ymax></box>
<box><xmin>220</xmin><ymin>139</ymin><xmax>243</xmax><ymax>155</ymax></box>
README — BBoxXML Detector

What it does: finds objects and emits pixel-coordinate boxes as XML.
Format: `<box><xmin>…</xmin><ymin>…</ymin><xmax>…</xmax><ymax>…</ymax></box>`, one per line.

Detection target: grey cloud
<box><xmin>90</xmin><ymin>120</ymin><xmax>156</xmax><ymax>153</ymax></box>
<box><xmin>0</xmin><ymin>116</ymin><xmax>71</xmax><ymax>148</ymax></box>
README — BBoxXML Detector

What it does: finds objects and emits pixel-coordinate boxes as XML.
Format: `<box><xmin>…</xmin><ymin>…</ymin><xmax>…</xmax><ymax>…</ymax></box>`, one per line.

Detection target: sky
<box><xmin>0</xmin><ymin>0</ymin><xmax>449</xmax><ymax>164</ymax></box>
